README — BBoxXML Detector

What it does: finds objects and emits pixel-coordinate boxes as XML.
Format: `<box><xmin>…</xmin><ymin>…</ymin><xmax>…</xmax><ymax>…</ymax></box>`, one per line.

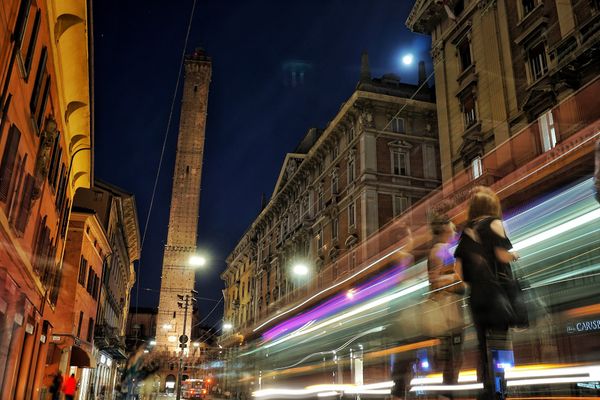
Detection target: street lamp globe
<box><xmin>189</xmin><ymin>255</ymin><xmax>207</xmax><ymax>267</ymax></box>
<box><xmin>223</xmin><ymin>322</ymin><xmax>233</xmax><ymax>331</ymax></box>
<box><xmin>292</xmin><ymin>263</ymin><xmax>309</xmax><ymax>276</ymax></box>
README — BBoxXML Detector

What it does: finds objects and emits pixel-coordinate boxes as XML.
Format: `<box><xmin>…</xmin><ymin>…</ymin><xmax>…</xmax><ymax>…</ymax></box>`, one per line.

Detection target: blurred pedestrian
<box><xmin>454</xmin><ymin>186</ymin><xmax>520</xmax><ymax>400</ymax></box>
<box><xmin>427</xmin><ymin>214</ymin><xmax>465</xmax><ymax>388</ymax></box>
<box><xmin>49</xmin><ymin>370</ymin><xmax>63</xmax><ymax>400</ymax></box>
<box><xmin>63</xmin><ymin>373</ymin><xmax>77</xmax><ymax>400</ymax></box>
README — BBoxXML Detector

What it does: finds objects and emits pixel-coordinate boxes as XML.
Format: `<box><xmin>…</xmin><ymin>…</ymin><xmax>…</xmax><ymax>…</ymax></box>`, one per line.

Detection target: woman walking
<box><xmin>454</xmin><ymin>186</ymin><xmax>520</xmax><ymax>400</ymax></box>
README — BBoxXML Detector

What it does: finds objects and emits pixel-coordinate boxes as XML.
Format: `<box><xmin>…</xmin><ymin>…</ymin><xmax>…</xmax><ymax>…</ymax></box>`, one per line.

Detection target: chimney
<box><xmin>360</xmin><ymin>51</ymin><xmax>371</xmax><ymax>83</ymax></box>
<box><xmin>260</xmin><ymin>193</ymin><xmax>267</xmax><ymax>210</ymax></box>
<box><xmin>418</xmin><ymin>60</ymin><xmax>427</xmax><ymax>87</ymax></box>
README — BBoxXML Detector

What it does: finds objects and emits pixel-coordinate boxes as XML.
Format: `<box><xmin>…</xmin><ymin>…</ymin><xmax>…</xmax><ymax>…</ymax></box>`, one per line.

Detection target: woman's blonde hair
<box><xmin>467</xmin><ymin>186</ymin><xmax>502</xmax><ymax>221</ymax></box>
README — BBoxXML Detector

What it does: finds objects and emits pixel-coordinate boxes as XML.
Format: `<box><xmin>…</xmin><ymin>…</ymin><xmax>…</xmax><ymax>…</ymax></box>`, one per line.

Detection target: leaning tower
<box><xmin>156</xmin><ymin>49</ymin><xmax>211</xmax><ymax>353</ymax></box>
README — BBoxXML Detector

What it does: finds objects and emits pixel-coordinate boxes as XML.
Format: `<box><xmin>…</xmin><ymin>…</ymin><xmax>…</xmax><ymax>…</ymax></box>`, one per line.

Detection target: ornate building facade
<box><xmin>73</xmin><ymin>180</ymin><xmax>141</xmax><ymax>399</ymax></box>
<box><xmin>0</xmin><ymin>0</ymin><xmax>93</xmax><ymax>398</ymax></box>
<box><xmin>221</xmin><ymin>55</ymin><xmax>439</xmax><ymax>346</ymax></box>
<box><xmin>156</xmin><ymin>49</ymin><xmax>211</xmax><ymax>354</ymax></box>
<box><xmin>406</xmin><ymin>0</ymin><xmax>600</xmax><ymax>183</ymax></box>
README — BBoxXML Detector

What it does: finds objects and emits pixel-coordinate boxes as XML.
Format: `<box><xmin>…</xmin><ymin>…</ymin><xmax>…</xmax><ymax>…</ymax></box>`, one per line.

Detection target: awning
<box><xmin>70</xmin><ymin>345</ymin><xmax>96</xmax><ymax>368</ymax></box>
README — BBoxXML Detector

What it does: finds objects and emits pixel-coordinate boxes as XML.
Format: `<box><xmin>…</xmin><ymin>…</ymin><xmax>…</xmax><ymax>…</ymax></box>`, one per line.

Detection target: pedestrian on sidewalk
<box><xmin>49</xmin><ymin>370</ymin><xmax>63</xmax><ymax>400</ymax></box>
<box><xmin>63</xmin><ymin>373</ymin><xmax>77</xmax><ymax>400</ymax></box>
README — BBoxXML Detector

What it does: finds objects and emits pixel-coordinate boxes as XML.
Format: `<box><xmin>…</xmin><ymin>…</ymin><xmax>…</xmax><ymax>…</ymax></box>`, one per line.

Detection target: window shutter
<box><xmin>0</xmin><ymin>126</ymin><xmax>21</xmax><ymax>201</ymax></box>
<box><xmin>30</xmin><ymin>46</ymin><xmax>47</xmax><ymax>113</ymax></box>
<box><xmin>15</xmin><ymin>173</ymin><xmax>34</xmax><ymax>235</ymax></box>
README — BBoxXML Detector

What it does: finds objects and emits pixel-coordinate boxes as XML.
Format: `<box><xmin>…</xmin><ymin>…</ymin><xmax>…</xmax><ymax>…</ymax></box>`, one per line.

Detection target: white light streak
<box><xmin>317</xmin><ymin>391</ymin><xmax>339</xmax><ymax>397</ymax></box>
<box><xmin>410</xmin><ymin>383</ymin><xmax>483</xmax><ymax>391</ymax></box>
<box><xmin>512</xmin><ymin>209</ymin><xmax>600</xmax><ymax>251</ymax></box>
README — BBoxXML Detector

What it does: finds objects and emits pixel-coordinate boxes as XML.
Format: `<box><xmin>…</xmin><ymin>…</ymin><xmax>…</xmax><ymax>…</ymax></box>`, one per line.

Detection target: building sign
<box><xmin>567</xmin><ymin>319</ymin><xmax>600</xmax><ymax>333</ymax></box>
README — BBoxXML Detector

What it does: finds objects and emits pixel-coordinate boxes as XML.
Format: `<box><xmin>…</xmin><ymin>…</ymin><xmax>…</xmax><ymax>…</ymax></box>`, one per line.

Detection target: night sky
<box><xmin>93</xmin><ymin>0</ymin><xmax>432</xmax><ymax>327</ymax></box>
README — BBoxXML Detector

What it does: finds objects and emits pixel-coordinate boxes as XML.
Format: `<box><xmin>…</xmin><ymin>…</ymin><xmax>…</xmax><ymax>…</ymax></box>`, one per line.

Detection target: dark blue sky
<box><xmin>93</xmin><ymin>0</ymin><xmax>431</xmax><ymax>326</ymax></box>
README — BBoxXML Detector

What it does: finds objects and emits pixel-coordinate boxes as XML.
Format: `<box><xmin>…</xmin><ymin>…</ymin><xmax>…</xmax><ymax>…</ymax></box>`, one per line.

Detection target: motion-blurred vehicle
<box><xmin>182</xmin><ymin>379</ymin><xmax>207</xmax><ymax>399</ymax></box>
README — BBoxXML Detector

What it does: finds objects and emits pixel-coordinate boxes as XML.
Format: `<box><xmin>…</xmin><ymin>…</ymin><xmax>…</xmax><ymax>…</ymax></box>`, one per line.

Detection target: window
<box><xmin>528</xmin><ymin>42</ymin><xmax>548</xmax><ymax>82</ymax></box>
<box><xmin>348</xmin><ymin>202</ymin><xmax>356</xmax><ymax>228</ymax></box>
<box><xmin>347</xmin><ymin>125</ymin><xmax>355</xmax><ymax>144</ymax></box>
<box><xmin>472</xmin><ymin>156</ymin><xmax>483</xmax><ymax>179</ymax></box>
<box><xmin>13</xmin><ymin>0</ymin><xmax>32</xmax><ymax>48</ymax></box>
<box><xmin>14</xmin><ymin>174</ymin><xmax>34</xmax><ymax>235</ymax></box>
<box><xmin>30</xmin><ymin>46</ymin><xmax>47</xmax><ymax>114</ymax></box>
<box><xmin>422</xmin><ymin>144</ymin><xmax>437</xmax><ymax>179</ymax></box>
<box><xmin>22</xmin><ymin>9</ymin><xmax>41</xmax><ymax>77</ymax></box>
<box><xmin>87</xmin><ymin>318</ymin><xmax>94</xmax><ymax>342</ymax></box>
<box><xmin>393</xmin><ymin>196</ymin><xmax>409</xmax><ymax>217</ymax></box>
<box><xmin>538</xmin><ymin>110</ymin><xmax>557</xmax><ymax>152</ymax></box>
<box><xmin>391</xmin><ymin>149</ymin><xmax>409</xmax><ymax>176</ymax></box>
<box><xmin>7</xmin><ymin>153</ymin><xmax>26</xmax><ymax>224</ymax></box>
<box><xmin>87</xmin><ymin>266</ymin><xmax>94</xmax><ymax>294</ymax></box>
<box><xmin>316</xmin><ymin>227</ymin><xmax>323</xmax><ymax>249</ymax></box>
<box><xmin>461</xmin><ymin>92</ymin><xmax>477</xmax><ymax>128</ymax></box>
<box><xmin>332</xmin><ymin>217</ymin><xmax>339</xmax><ymax>240</ymax></box>
<box><xmin>331</xmin><ymin>174</ymin><xmax>338</xmax><ymax>195</ymax></box>
<box><xmin>390</xmin><ymin>117</ymin><xmax>405</xmax><ymax>133</ymax></box>
<box><xmin>0</xmin><ymin>125</ymin><xmax>21</xmax><ymax>201</ymax></box>
<box><xmin>332</xmin><ymin>143</ymin><xmax>339</xmax><ymax>161</ymax></box>
<box><xmin>457</xmin><ymin>37</ymin><xmax>472</xmax><ymax>71</ymax></box>
<box><xmin>522</xmin><ymin>0</ymin><xmax>536</xmax><ymax>15</ymax></box>
<box><xmin>317</xmin><ymin>188</ymin><xmax>324</xmax><ymax>211</ymax></box>
<box><xmin>77</xmin><ymin>311</ymin><xmax>84</xmax><ymax>337</ymax></box>
<box><xmin>347</xmin><ymin>158</ymin><xmax>355</xmax><ymax>183</ymax></box>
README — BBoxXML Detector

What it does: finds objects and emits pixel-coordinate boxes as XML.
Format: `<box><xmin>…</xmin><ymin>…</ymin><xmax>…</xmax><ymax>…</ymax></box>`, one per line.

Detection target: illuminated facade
<box><xmin>73</xmin><ymin>180</ymin><xmax>141</xmax><ymax>399</ymax></box>
<box><xmin>156</xmin><ymin>49</ymin><xmax>211</xmax><ymax>354</ymax></box>
<box><xmin>221</xmin><ymin>54</ymin><xmax>439</xmax><ymax>346</ymax></box>
<box><xmin>0</xmin><ymin>0</ymin><xmax>93</xmax><ymax>398</ymax></box>
<box><xmin>406</xmin><ymin>0</ymin><xmax>600</xmax><ymax>183</ymax></box>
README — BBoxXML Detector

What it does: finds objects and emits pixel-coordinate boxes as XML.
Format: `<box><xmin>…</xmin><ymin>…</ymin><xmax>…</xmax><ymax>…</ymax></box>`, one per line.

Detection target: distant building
<box><xmin>126</xmin><ymin>306</ymin><xmax>158</xmax><ymax>351</ymax></box>
<box><xmin>0</xmin><ymin>0</ymin><xmax>92</xmax><ymax>397</ymax></box>
<box><xmin>406</xmin><ymin>0</ymin><xmax>600</xmax><ymax>184</ymax></box>
<box><xmin>221</xmin><ymin>53</ymin><xmax>439</xmax><ymax>349</ymax></box>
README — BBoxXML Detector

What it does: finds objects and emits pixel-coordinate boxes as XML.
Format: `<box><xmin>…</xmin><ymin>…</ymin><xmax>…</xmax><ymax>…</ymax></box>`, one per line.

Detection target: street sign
<box><xmin>179</xmin><ymin>334</ymin><xmax>189</xmax><ymax>344</ymax></box>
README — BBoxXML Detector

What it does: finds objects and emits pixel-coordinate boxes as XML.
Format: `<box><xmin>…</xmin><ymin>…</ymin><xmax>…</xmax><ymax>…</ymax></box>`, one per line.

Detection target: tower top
<box><xmin>186</xmin><ymin>47</ymin><xmax>211</xmax><ymax>63</ymax></box>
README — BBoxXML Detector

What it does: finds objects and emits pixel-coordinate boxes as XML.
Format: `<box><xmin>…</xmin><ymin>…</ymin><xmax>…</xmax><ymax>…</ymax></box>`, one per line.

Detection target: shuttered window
<box><xmin>47</xmin><ymin>133</ymin><xmax>61</xmax><ymax>188</ymax></box>
<box><xmin>0</xmin><ymin>125</ymin><xmax>21</xmax><ymax>201</ymax></box>
<box><xmin>7</xmin><ymin>153</ymin><xmax>26</xmax><ymax>221</ymax></box>
<box><xmin>35</xmin><ymin>75</ymin><xmax>50</xmax><ymax>129</ymax></box>
<box><xmin>78</xmin><ymin>256</ymin><xmax>88</xmax><ymax>286</ymax></box>
<box><xmin>29</xmin><ymin>46</ymin><xmax>47</xmax><ymax>114</ymax></box>
<box><xmin>14</xmin><ymin>173</ymin><xmax>34</xmax><ymax>235</ymax></box>
<box><xmin>13</xmin><ymin>0</ymin><xmax>32</xmax><ymax>47</ymax></box>
<box><xmin>23</xmin><ymin>10</ymin><xmax>41</xmax><ymax>76</ymax></box>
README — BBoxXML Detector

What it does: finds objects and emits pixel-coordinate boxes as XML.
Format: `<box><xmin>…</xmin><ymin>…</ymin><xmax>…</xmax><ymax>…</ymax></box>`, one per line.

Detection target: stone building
<box><xmin>0</xmin><ymin>0</ymin><xmax>92</xmax><ymax>398</ymax></box>
<box><xmin>72</xmin><ymin>180</ymin><xmax>141</xmax><ymax>399</ymax></box>
<box><xmin>221</xmin><ymin>54</ymin><xmax>439</xmax><ymax>345</ymax></box>
<box><xmin>406</xmin><ymin>0</ymin><xmax>600</xmax><ymax>183</ymax></box>
<box><xmin>155</xmin><ymin>49</ymin><xmax>211</xmax><ymax>355</ymax></box>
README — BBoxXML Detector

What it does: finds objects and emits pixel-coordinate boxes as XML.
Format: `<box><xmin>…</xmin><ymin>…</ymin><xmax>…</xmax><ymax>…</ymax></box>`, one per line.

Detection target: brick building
<box><xmin>0</xmin><ymin>0</ymin><xmax>92</xmax><ymax>398</ymax></box>
<box><xmin>406</xmin><ymin>0</ymin><xmax>600</xmax><ymax>183</ymax></box>
<box><xmin>50</xmin><ymin>208</ymin><xmax>110</xmax><ymax>398</ymax></box>
<box><xmin>220</xmin><ymin>54</ymin><xmax>439</xmax><ymax>347</ymax></box>
<box><xmin>73</xmin><ymin>180</ymin><xmax>141</xmax><ymax>399</ymax></box>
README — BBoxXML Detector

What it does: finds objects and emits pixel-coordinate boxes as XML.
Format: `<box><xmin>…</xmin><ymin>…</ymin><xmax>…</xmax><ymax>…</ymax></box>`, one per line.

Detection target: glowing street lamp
<box><xmin>402</xmin><ymin>53</ymin><xmax>414</xmax><ymax>65</ymax></box>
<box><xmin>162</xmin><ymin>324</ymin><xmax>173</xmax><ymax>330</ymax></box>
<box><xmin>223</xmin><ymin>322</ymin><xmax>233</xmax><ymax>331</ymax></box>
<box><xmin>189</xmin><ymin>255</ymin><xmax>207</xmax><ymax>267</ymax></box>
<box><xmin>149</xmin><ymin>340</ymin><xmax>157</xmax><ymax>346</ymax></box>
<box><xmin>292</xmin><ymin>263</ymin><xmax>309</xmax><ymax>276</ymax></box>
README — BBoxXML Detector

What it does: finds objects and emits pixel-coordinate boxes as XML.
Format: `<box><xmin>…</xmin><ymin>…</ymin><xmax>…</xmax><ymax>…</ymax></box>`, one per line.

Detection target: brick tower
<box><xmin>156</xmin><ymin>49</ymin><xmax>211</xmax><ymax>353</ymax></box>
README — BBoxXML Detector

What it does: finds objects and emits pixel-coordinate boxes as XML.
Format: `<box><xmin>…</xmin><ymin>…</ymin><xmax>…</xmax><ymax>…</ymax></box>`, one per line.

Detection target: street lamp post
<box><xmin>175</xmin><ymin>290</ymin><xmax>197</xmax><ymax>400</ymax></box>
